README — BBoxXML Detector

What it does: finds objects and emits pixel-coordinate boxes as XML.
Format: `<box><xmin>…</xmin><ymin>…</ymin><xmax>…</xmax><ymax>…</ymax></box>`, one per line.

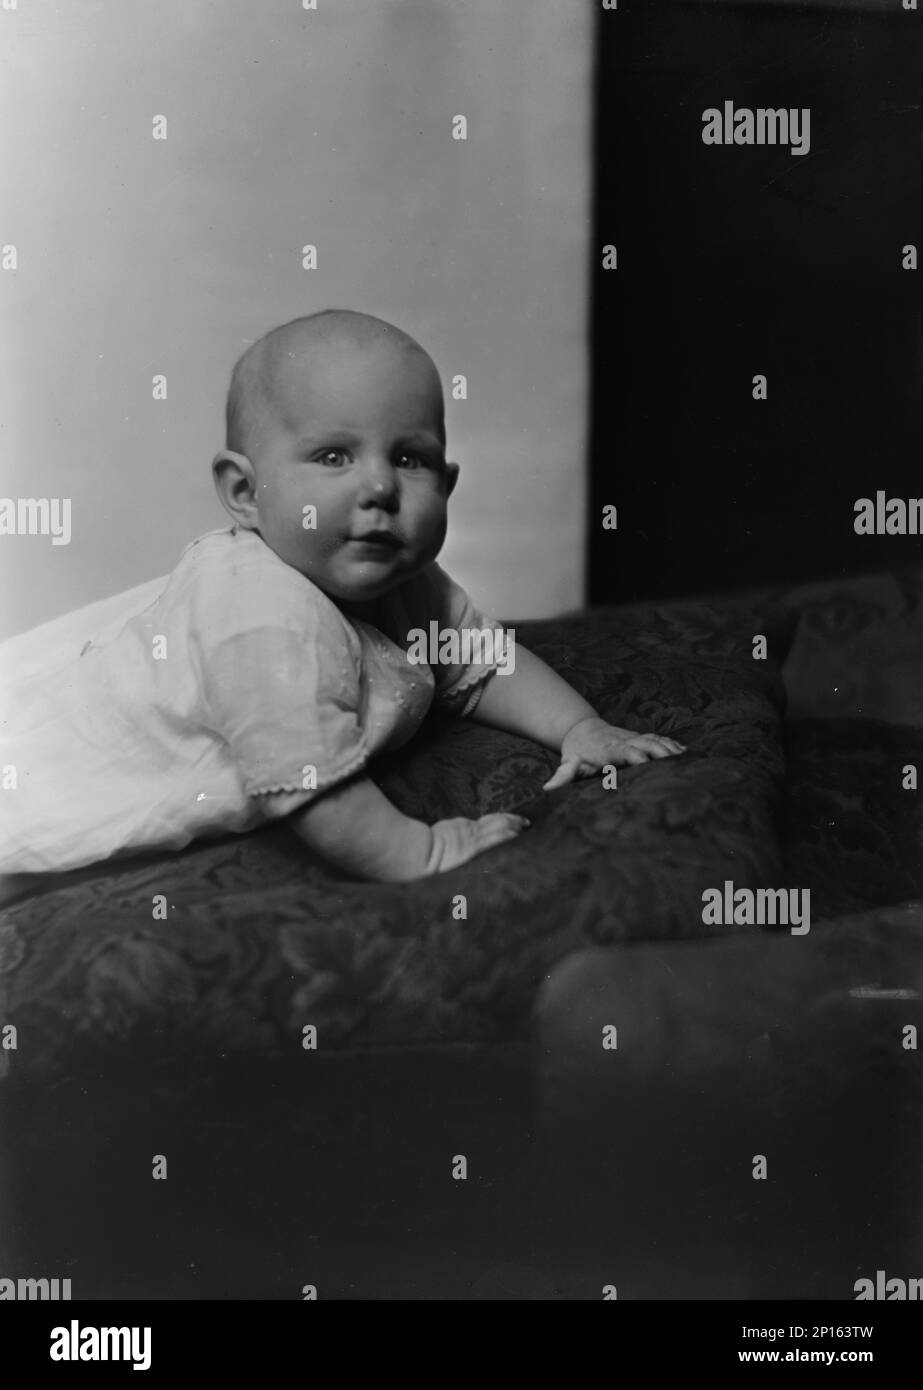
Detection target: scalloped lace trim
<box><xmin>245</xmin><ymin>745</ymin><xmax>370</xmax><ymax>798</ymax></box>
<box><xmin>440</xmin><ymin>662</ymin><xmax>501</xmax><ymax>703</ymax></box>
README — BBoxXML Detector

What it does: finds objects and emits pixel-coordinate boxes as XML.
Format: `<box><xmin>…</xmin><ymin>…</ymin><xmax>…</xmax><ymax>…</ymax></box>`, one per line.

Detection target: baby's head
<box><xmin>213</xmin><ymin>310</ymin><xmax>459</xmax><ymax>609</ymax></box>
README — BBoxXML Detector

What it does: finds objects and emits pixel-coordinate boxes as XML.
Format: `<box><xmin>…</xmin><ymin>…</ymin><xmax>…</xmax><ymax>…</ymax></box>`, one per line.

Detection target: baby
<box><xmin>0</xmin><ymin>310</ymin><xmax>684</xmax><ymax>884</ymax></box>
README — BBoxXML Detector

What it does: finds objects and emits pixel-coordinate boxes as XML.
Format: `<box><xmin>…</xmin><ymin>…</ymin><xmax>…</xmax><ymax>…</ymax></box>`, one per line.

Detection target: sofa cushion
<box><xmin>779</xmin><ymin>564</ymin><xmax>923</xmax><ymax>727</ymax></box>
<box><xmin>0</xmin><ymin>595</ymin><xmax>793</xmax><ymax>1081</ymax></box>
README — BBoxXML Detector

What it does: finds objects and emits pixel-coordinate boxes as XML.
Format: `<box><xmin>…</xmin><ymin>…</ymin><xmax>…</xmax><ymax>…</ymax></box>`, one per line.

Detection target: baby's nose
<box><xmin>357</xmin><ymin>465</ymin><xmax>399</xmax><ymax>503</ymax></box>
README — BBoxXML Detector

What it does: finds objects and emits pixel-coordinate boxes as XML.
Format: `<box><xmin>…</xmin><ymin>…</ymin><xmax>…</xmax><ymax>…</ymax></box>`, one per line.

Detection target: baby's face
<box><xmin>250</xmin><ymin>336</ymin><xmax>457</xmax><ymax>607</ymax></box>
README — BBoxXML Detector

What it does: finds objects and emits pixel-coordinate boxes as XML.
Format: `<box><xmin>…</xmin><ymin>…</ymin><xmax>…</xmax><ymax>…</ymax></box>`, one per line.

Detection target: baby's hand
<box><xmin>425</xmin><ymin>812</ymin><xmax>530</xmax><ymax>874</ymax></box>
<box><xmin>542</xmin><ymin>716</ymin><xmax>686</xmax><ymax>792</ymax></box>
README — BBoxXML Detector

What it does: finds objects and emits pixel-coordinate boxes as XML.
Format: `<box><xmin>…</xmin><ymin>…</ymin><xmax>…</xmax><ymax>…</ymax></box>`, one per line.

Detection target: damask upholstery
<box><xmin>0</xmin><ymin>596</ymin><xmax>795</xmax><ymax>1082</ymax></box>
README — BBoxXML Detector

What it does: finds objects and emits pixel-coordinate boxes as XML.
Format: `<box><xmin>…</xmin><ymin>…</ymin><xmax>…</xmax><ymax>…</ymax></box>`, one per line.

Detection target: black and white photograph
<box><xmin>1</xmin><ymin>0</ymin><xmax>921</xmax><ymax>1356</ymax></box>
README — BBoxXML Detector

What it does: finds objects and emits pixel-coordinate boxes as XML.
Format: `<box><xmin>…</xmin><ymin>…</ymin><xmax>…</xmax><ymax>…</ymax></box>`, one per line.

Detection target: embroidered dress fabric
<box><xmin>0</xmin><ymin>528</ymin><xmax>510</xmax><ymax>875</ymax></box>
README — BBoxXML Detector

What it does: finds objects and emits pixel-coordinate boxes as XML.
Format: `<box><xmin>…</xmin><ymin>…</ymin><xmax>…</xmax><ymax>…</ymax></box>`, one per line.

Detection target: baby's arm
<box><xmin>287</xmin><ymin>772</ymin><xmax>529</xmax><ymax>882</ymax></box>
<box><xmin>468</xmin><ymin>641</ymin><xmax>685</xmax><ymax>787</ymax></box>
<box><xmin>468</xmin><ymin>641</ymin><xmax>599</xmax><ymax>751</ymax></box>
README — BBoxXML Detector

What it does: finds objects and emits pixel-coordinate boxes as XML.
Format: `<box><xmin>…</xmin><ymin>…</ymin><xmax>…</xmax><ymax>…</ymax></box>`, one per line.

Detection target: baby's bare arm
<box><xmin>289</xmin><ymin>773</ymin><xmax>430</xmax><ymax>881</ymax></box>
<box><xmin>467</xmin><ymin>641</ymin><xmax>599</xmax><ymax>750</ymax></box>
<box><xmin>288</xmin><ymin>773</ymin><xmax>528</xmax><ymax>882</ymax></box>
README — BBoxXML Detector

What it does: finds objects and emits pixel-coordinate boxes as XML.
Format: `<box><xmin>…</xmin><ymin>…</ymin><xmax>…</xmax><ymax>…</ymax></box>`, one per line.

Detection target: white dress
<box><xmin>0</xmin><ymin>528</ymin><xmax>509</xmax><ymax>875</ymax></box>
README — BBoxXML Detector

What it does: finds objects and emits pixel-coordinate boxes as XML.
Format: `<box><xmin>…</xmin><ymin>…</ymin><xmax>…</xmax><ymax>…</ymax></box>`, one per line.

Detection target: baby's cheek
<box><xmin>283</xmin><ymin>512</ymin><xmax>338</xmax><ymax>565</ymax></box>
<box><xmin>414</xmin><ymin>491</ymin><xmax>449</xmax><ymax>538</ymax></box>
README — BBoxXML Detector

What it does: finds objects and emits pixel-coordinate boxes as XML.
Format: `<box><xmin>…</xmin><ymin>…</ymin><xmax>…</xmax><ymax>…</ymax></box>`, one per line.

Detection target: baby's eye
<box><xmin>314</xmin><ymin>449</ymin><xmax>348</xmax><ymax>467</ymax></box>
<box><xmin>396</xmin><ymin>451</ymin><xmax>429</xmax><ymax>470</ymax></box>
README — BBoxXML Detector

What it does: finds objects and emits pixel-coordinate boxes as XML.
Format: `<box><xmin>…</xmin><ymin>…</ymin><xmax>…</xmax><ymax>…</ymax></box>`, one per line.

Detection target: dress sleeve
<box><xmin>189</xmin><ymin>551</ymin><xmax>369</xmax><ymax>808</ymax></box>
<box><xmin>401</xmin><ymin>561</ymin><xmax>513</xmax><ymax>717</ymax></box>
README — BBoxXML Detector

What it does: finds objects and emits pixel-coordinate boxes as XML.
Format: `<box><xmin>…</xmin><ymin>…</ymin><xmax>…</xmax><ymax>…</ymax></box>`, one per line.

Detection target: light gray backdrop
<box><xmin>0</xmin><ymin>0</ymin><xmax>591</xmax><ymax>640</ymax></box>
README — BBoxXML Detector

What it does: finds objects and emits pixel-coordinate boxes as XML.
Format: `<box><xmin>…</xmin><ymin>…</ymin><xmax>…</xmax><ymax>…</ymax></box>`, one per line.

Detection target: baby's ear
<box><xmin>444</xmin><ymin>460</ymin><xmax>460</xmax><ymax>497</ymax></box>
<box><xmin>212</xmin><ymin>449</ymin><xmax>260</xmax><ymax>528</ymax></box>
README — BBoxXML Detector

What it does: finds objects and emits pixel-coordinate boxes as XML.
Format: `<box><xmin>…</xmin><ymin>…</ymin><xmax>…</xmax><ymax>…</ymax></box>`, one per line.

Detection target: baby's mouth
<box><xmin>348</xmin><ymin>531</ymin><xmax>402</xmax><ymax>551</ymax></box>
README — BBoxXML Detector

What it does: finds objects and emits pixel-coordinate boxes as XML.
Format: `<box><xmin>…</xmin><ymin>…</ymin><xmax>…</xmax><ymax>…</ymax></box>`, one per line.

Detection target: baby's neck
<box><xmin>336</xmin><ymin>596</ymin><xmax>383</xmax><ymax>625</ymax></box>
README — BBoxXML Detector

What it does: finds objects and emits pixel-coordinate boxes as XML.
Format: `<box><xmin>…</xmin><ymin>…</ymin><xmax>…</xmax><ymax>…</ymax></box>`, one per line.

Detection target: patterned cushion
<box><xmin>0</xmin><ymin>597</ymin><xmax>793</xmax><ymax>1081</ymax></box>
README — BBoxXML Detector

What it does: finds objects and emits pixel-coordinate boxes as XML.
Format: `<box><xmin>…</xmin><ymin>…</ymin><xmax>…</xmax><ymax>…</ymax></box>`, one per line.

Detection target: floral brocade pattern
<box><xmin>1</xmin><ymin>599</ymin><xmax>796</xmax><ymax>1080</ymax></box>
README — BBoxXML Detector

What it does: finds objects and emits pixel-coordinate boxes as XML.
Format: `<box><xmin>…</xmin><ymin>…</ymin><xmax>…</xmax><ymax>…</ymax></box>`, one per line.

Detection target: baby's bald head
<box><xmin>224</xmin><ymin>310</ymin><xmax>445</xmax><ymax>460</ymax></box>
<box><xmin>214</xmin><ymin>309</ymin><xmax>459</xmax><ymax>595</ymax></box>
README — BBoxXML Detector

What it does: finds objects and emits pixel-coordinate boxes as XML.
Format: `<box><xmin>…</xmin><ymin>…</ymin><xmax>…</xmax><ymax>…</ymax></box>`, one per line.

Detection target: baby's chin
<box><xmin>314</xmin><ymin>564</ymin><xmax>409</xmax><ymax>604</ymax></box>
<box><xmin>320</xmin><ymin>553</ymin><xmax>435</xmax><ymax>608</ymax></box>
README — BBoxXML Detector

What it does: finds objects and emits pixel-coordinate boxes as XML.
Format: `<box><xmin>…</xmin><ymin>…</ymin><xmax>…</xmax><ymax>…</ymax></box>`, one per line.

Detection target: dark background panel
<box><xmin>589</xmin><ymin>0</ymin><xmax>923</xmax><ymax>603</ymax></box>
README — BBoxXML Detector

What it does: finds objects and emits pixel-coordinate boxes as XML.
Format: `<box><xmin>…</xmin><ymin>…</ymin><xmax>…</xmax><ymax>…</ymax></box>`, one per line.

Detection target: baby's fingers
<box><xmin>476</xmin><ymin>811</ymin><xmax>530</xmax><ymax>849</ymax></box>
<box><xmin>631</xmin><ymin>734</ymin><xmax>686</xmax><ymax>759</ymax></box>
<box><xmin>542</xmin><ymin>758</ymin><xmax>581</xmax><ymax>792</ymax></box>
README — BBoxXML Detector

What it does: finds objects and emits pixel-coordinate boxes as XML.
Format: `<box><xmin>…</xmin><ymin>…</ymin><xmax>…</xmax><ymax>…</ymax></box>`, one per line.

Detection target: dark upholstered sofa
<box><xmin>2</xmin><ymin>565</ymin><xmax>921</xmax><ymax>1299</ymax></box>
